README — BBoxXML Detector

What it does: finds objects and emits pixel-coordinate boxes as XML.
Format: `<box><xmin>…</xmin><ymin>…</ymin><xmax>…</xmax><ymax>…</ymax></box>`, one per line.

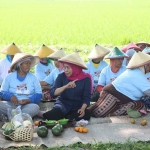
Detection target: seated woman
<box><xmin>40</xmin><ymin>48</ymin><xmax>66</xmax><ymax>101</ymax></box>
<box><xmin>38</xmin><ymin>52</ymin><xmax>92</xmax><ymax>121</ymax></box>
<box><xmin>0</xmin><ymin>53</ymin><xmax>42</xmax><ymax>118</ymax></box>
<box><xmin>96</xmin><ymin>47</ymin><xmax>128</xmax><ymax>97</ymax></box>
<box><xmin>34</xmin><ymin>44</ymin><xmax>55</xmax><ymax>81</ymax></box>
<box><xmin>89</xmin><ymin>51</ymin><xmax>149</xmax><ymax>117</ymax></box>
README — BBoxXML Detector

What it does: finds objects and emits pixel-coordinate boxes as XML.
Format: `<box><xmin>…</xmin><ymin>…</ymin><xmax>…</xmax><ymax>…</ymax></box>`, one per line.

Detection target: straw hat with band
<box><xmin>10</xmin><ymin>53</ymin><xmax>40</xmax><ymax>72</ymax></box>
<box><xmin>0</xmin><ymin>43</ymin><xmax>23</xmax><ymax>55</ymax></box>
<box><xmin>122</xmin><ymin>42</ymin><xmax>142</xmax><ymax>53</ymax></box>
<box><xmin>47</xmin><ymin>48</ymin><xmax>67</xmax><ymax>60</ymax></box>
<box><xmin>126</xmin><ymin>51</ymin><xmax>150</xmax><ymax>69</ymax></box>
<box><xmin>34</xmin><ymin>44</ymin><xmax>55</xmax><ymax>58</ymax></box>
<box><xmin>105</xmin><ymin>47</ymin><xmax>129</xmax><ymax>59</ymax></box>
<box><xmin>88</xmin><ymin>44</ymin><xmax>110</xmax><ymax>59</ymax></box>
<box><xmin>142</xmin><ymin>46</ymin><xmax>150</xmax><ymax>54</ymax></box>
<box><xmin>58</xmin><ymin>52</ymin><xmax>87</xmax><ymax>70</ymax></box>
<box><xmin>136</xmin><ymin>41</ymin><xmax>150</xmax><ymax>47</ymax></box>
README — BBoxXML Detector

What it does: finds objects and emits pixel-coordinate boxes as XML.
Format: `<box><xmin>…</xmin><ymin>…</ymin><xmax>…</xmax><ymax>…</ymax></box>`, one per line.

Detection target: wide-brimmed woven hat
<box><xmin>0</xmin><ymin>43</ymin><xmax>23</xmax><ymax>55</ymax></box>
<box><xmin>122</xmin><ymin>42</ymin><xmax>142</xmax><ymax>53</ymax></box>
<box><xmin>34</xmin><ymin>44</ymin><xmax>55</xmax><ymax>58</ymax></box>
<box><xmin>58</xmin><ymin>52</ymin><xmax>87</xmax><ymax>69</ymax></box>
<box><xmin>10</xmin><ymin>53</ymin><xmax>40</xmax><ymax>72</ymax></box>
<box><xmin>126</xmin><ymin>51</ymin><xmax>150</xmax><ymax>69</ymax></box>
<box><xmin>47</xmin><ymin>48</ymin><xmax>67</xmax><ymax>60</ymax></box>
<box><xmin>88</xmin><ymin>44</ymin><xmax>110</xmax><ymax>59</ymax></box>
<box><xmin>136</xmin><ymin>41</ymin><xmax>150</xmax><ymax>47</ymax></box>
<box><xmin>105</xmin><ymin>47</ymin><xmax>129</xmax><ymax>59</ymax></box>
<box><xmin>142</xmin><ymin>46</ymin><xmax>150</xmax><ymax>54</ymax></box>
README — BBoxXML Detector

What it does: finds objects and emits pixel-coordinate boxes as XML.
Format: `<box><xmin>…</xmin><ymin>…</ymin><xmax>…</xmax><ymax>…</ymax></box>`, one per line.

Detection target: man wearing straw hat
<box><xmin>38</xmin><ymin>52</ymin><xmax>92</xmax><ymax>121</ymax></box>
<box><xmin>0</xmin><ymin>43</ymin><xmax>23</xmax><ymax>85</ymax></box>
<box><xmin>0</xmin><ymin>53</ymin><xmax>42</xmax><ymax>118</ymax></box>
<box><xmin>89</xmin><ymin>51</ymin><xmax>150</xmax><ymax>117</ymax></box>
<box><xmin>34</xmin><ymin>44</ymin><xmax>55</xmax><ymax>81</ymax></box>
<box><xmin>96</xmin><ymin>47</ymin><xmax>128</xmax><ymax>97</ymax></box>
<box><xmin>40</xmin><ymin>48</ymin><xmax>67</xmax><ymax>101</ymax></box>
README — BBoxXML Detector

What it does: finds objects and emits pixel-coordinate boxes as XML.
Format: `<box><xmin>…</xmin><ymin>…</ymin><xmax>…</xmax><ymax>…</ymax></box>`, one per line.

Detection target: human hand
<box><xmin>78</xmin><ymin>108</ymin><xmax>85</xmax><ymax>118</ymax></box>
<box><xmin>19</xmin><ymin>99</ymin><xmax>30</xmax><ymax>105</ymax></box>
<box><xmin>11</xmin><ymin>95</ymin><xmax>19</xmax><ymax>105</ymax></box>
<box><xmin>65</xmin><ymin>79</ymin><xmax>78</xmax><ymax>89</ymax></box>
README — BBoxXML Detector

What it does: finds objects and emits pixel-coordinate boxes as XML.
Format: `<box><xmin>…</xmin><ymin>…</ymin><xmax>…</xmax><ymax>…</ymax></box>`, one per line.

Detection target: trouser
<box><xmin>0</xmin><ymin>101</ymin><xmax>40</xmax><ymax>118</ymax></box>
<box><xmin>43</xmin><ymin>107</ymin><xmax>91</xmax><ymax>121</ymax></box>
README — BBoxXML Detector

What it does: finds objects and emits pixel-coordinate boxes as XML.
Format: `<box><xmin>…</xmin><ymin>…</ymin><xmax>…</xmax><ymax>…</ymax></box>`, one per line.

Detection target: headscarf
<box><xmin>63</xmin><ymin>62</ymin><xmax>93</xmax><ymax>92</ymax></box>
<box><xmin>16</xmin><ymin>57</ymin><xmax>32</xmax><ymax>69</ymax></box>
<box><xmin>40</xmin><ymin>58</ymin><xmax>52</xmax><ymax>66</ymax></box>
<box><xmin>6</xmin><ymin>54</ymin><xmax>12</xmax><ymax>63</ymax></box>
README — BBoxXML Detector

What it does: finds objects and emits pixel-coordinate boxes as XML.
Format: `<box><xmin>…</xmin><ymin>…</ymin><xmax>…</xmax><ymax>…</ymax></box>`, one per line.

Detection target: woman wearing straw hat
<box><xmin>89</xmin><ymin>51</ymin><xmax>150</xmax><ymax>117</ymax></box>
<box><xmin>0</xmin><ymin>43</ymin><xmax>23</xmax><ymax>85</ymax></box>
<box><xmin>121</xmin><ymin>42</ymin><xmax>142</xmax><ymax>66</ymax></box>
<box><xmin>38</xmin><ymin>52</ymin><xmax>92</xmax><ymax>121</ymax></box>
<box><xmin>136</xmin><ymin>41</ymin><xmax>150</xmax><ymax>50</ymax></box>
<box><xmin>86</xmin><ymin>44</ymin><xmax>109</xmax><ymax>90</ymax></box>
<box><xmin>40</xmin><ymin>48</ymin><xmax>67</xmax><ymax>101</ymax></box>
<box><xmin>142</xmin><ymin>46</ymin><xmax>150</xmax><ymax>81</ymax></box>
<box><xmin>96</xmin><ymin>47</ymin><xmax>127</xmax><ymax>97</ymax></box>
<box><xmin>0</xmin><ymin>53</ymin><xmax>42</xmax><ymax>118</ymax></box>
<box><xmin>34</xmin><ymin>44</ymin><xmax>55</xmax><ymax>81</ymax></box>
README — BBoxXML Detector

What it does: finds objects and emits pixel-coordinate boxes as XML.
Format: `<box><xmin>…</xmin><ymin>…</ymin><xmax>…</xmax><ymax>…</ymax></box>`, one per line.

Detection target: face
<box><xmin>145</xmin><ymin>63</ymin><xmax>150</xmax><ymax>73</ymax></box>
<box><xmin>111</xmin><ymin>58</ymin><xmax>124</xmax><ymax>68</ymax></box>
<box><xmin>20</xmin><ymin>60</ymin><xmax>31</xmax><ymax>74</ymax></box>
<box><xmin>63</xmin><ymin>64</ymin><xmax>72</xmax><ymax>77</ymax></box>
<box><xmin>53</xmin><ymin>59</ymin><xmax>60</xmax><ymax>68</ymax></box>
<box><xmin>138</xmin><ymin>44</ymin><xmax>146</xmax><ymax>50</ymax></box>
<box><xmin>92</xmin><ymin>57</ymin><xmax>104</xmax><ymax>63</ymax></box>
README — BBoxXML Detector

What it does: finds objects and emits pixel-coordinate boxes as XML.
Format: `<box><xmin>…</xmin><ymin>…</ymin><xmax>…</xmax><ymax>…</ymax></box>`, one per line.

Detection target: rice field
<box><xmin>0</xmin><ymin>0</ymin><xmax>150</xmax><ymax>60</ymax></box>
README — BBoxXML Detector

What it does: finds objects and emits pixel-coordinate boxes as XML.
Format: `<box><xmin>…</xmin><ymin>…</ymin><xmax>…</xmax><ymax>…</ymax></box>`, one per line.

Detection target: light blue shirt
<box><xmin>146</xmin><ymin>72</ymin><xmax>150</xmax><ymax>81</ymax></box>
<box><xmin>85</xmin><ymin>60</ymin><xmax>108</xmax><ymax>87</ymax></box>
<box><xmin>98</xmin><ymin>65</ymin><xmax>126</xmax><ymax>86</ymax></box>
<box><xmin>1</xmin><ymin>71</ymin><xmax>42</xmax><ymax>101</ymax></box>
<box><xmin>34</xmin><ymin>62</ymin><xmax>54</xmax><ymax>81</ymax></box>
<box><xmin>112</xmin><ymin>68</ymin><xmax>150</xmax><ymax>100</ymax></box>
<box><xmin>44</xmin><ymin>68</ymin><xmax>64</xmax><ymax>86</ymax></box>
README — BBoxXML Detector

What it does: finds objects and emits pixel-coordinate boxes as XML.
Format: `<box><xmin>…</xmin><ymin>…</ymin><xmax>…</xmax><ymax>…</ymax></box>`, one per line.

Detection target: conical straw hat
<box><xmin>10</xmin><ymin>53</ymin><xmax>40</xmax><ymax>72</ymax></box>
<box><xmin>142</xmin><ymin>46</ymin><xmax>150</xmax><ymax>54</ymax></box>
<box><xmin>136</xmin><ymin>41</ymin><xmax>150</xmax><ymax>47</ymax></box>
<box><xmin>0</xmin><ymin>43</ymin><xmax>23</xmax><ymax>55</ymax></box>
<box><xmin>47</xmin><ymin>48</ymin><xmax>67</xmax><ymax>60</ymax></box>
<box><xmin>105</xmin><ymin>47</ymin><xmax>129</xmax><ymax>59</ymax></box>
<box><xmin>34</xmin><ymin>44</ymin><xmax>55</xmax><ymax>58</ymax></box>
<box><xmin>58</xmin><ymin>52</ymin><xmax>87</xmax><ymax>69</ymax></box>
<box><xmin>127</xmin><ymin>51</ymin><xmax>150</xmax><ymax>69</ymax></box>
<box><xmin>88</xmin><ymin>44</ymin><xmax>110</xmax><ymax>59</ymax></box>
<box><xmin>122</xmin><ymin>42</ymin><xmax>142</xmax><ymax>53</ymax></box>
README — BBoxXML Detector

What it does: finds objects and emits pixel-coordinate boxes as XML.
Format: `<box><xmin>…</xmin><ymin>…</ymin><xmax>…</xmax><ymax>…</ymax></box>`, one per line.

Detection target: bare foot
<box><xmin>37</xmin><ymin>111</ymin><xmax>45</xmax><ymax>118</ymax></box>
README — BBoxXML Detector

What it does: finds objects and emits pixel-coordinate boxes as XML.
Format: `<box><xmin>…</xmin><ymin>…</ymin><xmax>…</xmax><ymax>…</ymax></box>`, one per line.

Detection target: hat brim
<box><xmin>59</xmin><ymin>60</ymin><xmax>87</xmax><ymax>70</ymax></box>
<box><xmin>10</xmin><ymin>55</ymin><xmax>40</xmax><ymax>72</ymax></box>
<box><xmin>88</xmin><ymin>52</ymin><xmax>110</xmax><ymax>59</ymax></box>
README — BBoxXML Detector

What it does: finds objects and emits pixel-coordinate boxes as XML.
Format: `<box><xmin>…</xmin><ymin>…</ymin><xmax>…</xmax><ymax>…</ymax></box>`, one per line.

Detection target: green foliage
<box><xmin>0</xmin><ymin>0</ymin><xmax>150</xmax><ymax>46</ymax></box>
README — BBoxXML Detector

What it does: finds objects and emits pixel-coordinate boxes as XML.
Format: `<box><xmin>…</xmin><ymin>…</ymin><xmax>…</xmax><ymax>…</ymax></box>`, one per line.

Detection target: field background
<box><xmin>0</xmin><ymin>0</ymin><xmax>150</xmax><ymax>61</ymax></box>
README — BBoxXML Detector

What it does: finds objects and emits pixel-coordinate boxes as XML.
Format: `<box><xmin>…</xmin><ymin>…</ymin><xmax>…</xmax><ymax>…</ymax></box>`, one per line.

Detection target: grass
<box><xmin>0</xmin><ymin>0</ymin><xmax>150</xmax><ymax>46</ymax></box>
<box><xmin>3</xmin><ymin>140</ymin><xmax>150</xmax><ymax>150</ymax></box>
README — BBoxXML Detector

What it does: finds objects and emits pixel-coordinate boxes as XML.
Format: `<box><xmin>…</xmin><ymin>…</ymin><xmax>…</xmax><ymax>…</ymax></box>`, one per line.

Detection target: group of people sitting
<box><xmin>0</xmin><ymin>41</ymin><xmax>150</xmax><ymax>122</ymax></box>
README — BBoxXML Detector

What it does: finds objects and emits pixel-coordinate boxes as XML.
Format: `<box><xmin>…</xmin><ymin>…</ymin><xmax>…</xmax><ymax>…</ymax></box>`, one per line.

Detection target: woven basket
<box><xmin>3</xmin><ymin>127</ymin><xmax>33</xmax><ymax>142</ymax></box>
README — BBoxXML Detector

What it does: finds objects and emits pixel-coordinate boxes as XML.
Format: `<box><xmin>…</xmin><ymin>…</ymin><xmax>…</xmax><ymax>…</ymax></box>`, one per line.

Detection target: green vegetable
<box><xmin>58</xmin><ymin>118</ymin><xmax>68</xmax><ymax>125</ymax></box>
<box><xmin>2</xmin><ymin>122</ymin><xmax>14</xmax><ymax>131</ymax></box>
<box><xmin>37</xmin><ymin>126</ymin><xmax>48</xmax><ymax>138</ymax></box>
<box><xmin>52</xmin><ymin>124</ymin><xmax>63</xmax><ymax>136</ymax></box>
<box><xmin>45</xmin><ymin>119</ymin><xmax>56</xmax><ymax>126</ymax></box>
<box><xmin>4</xmin><ymin>129</ymin><xmax>14</xmax><ymax>140</ymax></box>
<box><xmin>127</xmin><ymin>108</ymin><xmax>141</xmax><ymax>118</ymax></box>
